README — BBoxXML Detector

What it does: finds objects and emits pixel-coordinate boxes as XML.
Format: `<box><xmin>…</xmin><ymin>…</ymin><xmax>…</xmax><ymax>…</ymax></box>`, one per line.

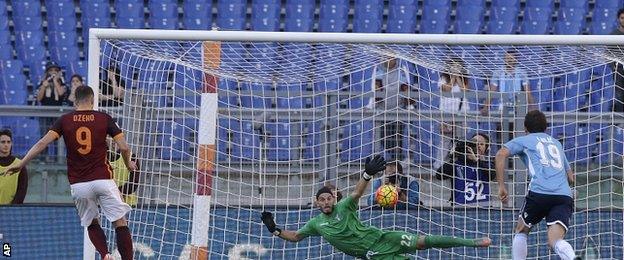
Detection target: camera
<box><xmin>454</xmin><ymin>140</ymin><xmax>478</xmax><ymax>156</ymax></box>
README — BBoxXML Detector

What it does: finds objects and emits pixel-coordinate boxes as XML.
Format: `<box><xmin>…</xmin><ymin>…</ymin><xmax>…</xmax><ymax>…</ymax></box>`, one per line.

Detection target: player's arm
<box><xmin>495</xmin><ymin>147</ymin><xmax>511</xmax><ymax>203</ymax></box>
<box><xmin>261</xmin><ymin>212</ymin><xmax>305</xmax><ymax>242</ymax></box>
<box><xmin>351</xmin><ymin>155</ymin><xmax>386</xmax><ymax>201</ymax></box>
<box><xmin>567</xmin><ymin>169</ymin><xmax>575</xmax><ymax>186</ymax></box>
<box><xmin>3</xmin><ymin>131</ymin><xmax>58</xmax><ymax>175</ymax></box>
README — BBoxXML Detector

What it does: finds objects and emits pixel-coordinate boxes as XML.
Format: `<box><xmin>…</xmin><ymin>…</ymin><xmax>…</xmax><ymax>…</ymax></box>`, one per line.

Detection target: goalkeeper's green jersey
<box><xmin>297</xmin><ymin>195</ymin><xmax>383</xmax><ymax>258</ymax></box>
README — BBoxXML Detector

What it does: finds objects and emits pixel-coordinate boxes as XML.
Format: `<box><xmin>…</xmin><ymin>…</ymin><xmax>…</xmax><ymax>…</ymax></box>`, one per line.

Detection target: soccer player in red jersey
<box><xmin>3</xmin><ymin>86</ymin><xmax>136</xmax><ymax>260</ymax></box>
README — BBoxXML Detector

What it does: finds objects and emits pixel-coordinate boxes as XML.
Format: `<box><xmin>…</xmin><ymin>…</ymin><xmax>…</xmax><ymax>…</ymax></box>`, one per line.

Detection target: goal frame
<box><xmin>86</xmin><ymin>28</ymin><xmax>624</xmax><ymax>259</ymax></box>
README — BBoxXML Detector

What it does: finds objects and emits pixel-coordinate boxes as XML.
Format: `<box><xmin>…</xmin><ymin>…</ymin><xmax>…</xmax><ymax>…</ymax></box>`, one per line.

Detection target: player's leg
<box><xmin>95</xmin><ymin>180</ymin><xmax>133</xmax><ymax>260</ymax></box>
<box><xmin>546</xmin><ymin>196</ymin><xmax>578</xmax><ymax>260</ymax></box>
<box><xmin>513</xmin><ymin>192</ymin><xmax>547</xmax><ymax>260</ymax></box>
<box><xmin>71</xmin><ymin>182</ymin><xmax>110</xmax><ymax>259</ymax></box>
<box><xmin>416</xmin><ymin>235</ymin><xmax>491</xmax><ymax>250</ymax></box>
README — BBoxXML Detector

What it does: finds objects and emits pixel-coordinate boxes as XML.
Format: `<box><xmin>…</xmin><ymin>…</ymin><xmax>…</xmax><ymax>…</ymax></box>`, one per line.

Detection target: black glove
<box><xmin>261</xmin><ymin>211</ymin><xmax>281</xmax><ymax>236</ymax></box>
<box><xmin>363</xmin><ymin>155</ymin><xmax>386</xmax><ymax>181</ymax></box>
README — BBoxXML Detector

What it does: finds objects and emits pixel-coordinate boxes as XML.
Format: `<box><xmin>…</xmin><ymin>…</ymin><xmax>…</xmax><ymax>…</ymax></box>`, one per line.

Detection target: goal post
<box><xmin>87</xmin><ymin>28</ymin><xmax>624</xmax><ymax>259</ymax></box>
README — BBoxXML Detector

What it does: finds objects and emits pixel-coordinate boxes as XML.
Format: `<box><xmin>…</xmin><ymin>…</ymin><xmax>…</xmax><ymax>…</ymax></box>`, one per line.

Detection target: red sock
<box><xmin>115</xmin><ymin>226</ymin><xmax>134</xmax><ymax>260</ymax></box>
<box><xmin>87</xmin><ymin>223</ymin><xmax>109</xmax><ymax>258</ymax></box>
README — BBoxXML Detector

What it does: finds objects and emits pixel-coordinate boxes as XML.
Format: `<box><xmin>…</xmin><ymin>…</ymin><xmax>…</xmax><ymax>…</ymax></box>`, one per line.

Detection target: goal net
<box><xmin>90</xmin><ymin>30</ymin><xmax>623</xmax><ymax>259</ymax></box>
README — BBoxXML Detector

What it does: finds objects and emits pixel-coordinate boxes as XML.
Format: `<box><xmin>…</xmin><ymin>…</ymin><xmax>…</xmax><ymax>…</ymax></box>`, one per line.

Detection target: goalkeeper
<box><xmin>261</xmin><ymin>155</ymin><xmax>491</xmax><ymax>259</ymax></box>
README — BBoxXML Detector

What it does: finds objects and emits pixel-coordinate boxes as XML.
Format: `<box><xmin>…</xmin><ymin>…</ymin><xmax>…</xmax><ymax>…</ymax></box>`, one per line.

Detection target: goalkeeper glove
<box><xmin>362</xmin><ymin>154</ymin><xmax>387</xmax><ymax>181</ymax></box>
<box><xmin>261</xmin><ymin>211</ymin><xmax>282</xmax><ymax>236</ymax></box>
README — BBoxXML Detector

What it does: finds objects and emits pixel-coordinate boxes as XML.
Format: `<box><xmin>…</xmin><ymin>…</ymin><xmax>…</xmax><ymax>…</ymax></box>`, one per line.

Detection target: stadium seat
<box><xmin>149</xmin><ymin>17</ymin><xmax>179</xmax><ymax>29</ymax></box>
<box><xmin>455</xmin><ymin>20</ymin><xmax>482</xmax><ymax>34</ymax></box>
<box><xmin>490</xmin><ymin>6</ymin><xmax>519</xmax><ymax>21</ymax></box>
<box><xmin>423</xmin><ymin>0</ymin><xmax>450</xmax><ymax>7</ymax></box>
<box><xmin>45</xmin><ymin>0</ymin><xmax>75</xmax><ymax>18</ymax></box>
<box><xmin>81</xmin><ymin>1</ymin><xmax>111</xmax><ymax>22</ymax></box>
<box><xmin>353</xmin><ymin>18</ymin><xmax>382</xmax><ymax>33</ymax></box>
<box><xmin>10</xmin><ymin>118</ymin><xmax>39</xmax><ymax>156</ymax></box>
<box><xmin>457</xmin><ymin>0</ymin><xmax>484</xmax><ymax>7</ymax></box>
<box><xmin>239</xmin><ymin>83</ymin><xmax>272</xmax><ymax>108</ymax></box>
<box><xmin>314</xmin><ymin>78</ymin><xmax>341</xmax><ymax>91</ymax></box>
<box><xmin>50</xmin><ymin>46</ymin><xmax>80</xmax><ymax>68</ymax></box>
<box><xmin>251</xmin><ymin>3</ymin><xmax>280</xmax><ymax>31</ymax></box>
<box><xmin>47</xmin><ymin>16</ymin><xmax>77</xmax><ymax>32</ymax></box>
<box><xmin>589</xmin><ymin>76</ymin><xmax>615</xmax><ymax>112</ymax></box>
<box><xmin>554</xmin><ymin>21</ymin><xmax>583</xmax><ymax>34</ymax></box>
<box><xmin>0</xmin><ymin>1</ymin><xmax>6</xmax><ymax>16</ymax></box>
<box><xmin>116</xmin><ymin>17</ymin><xmax>144</xmax><ymax>29</ymax></box>
<box><xmin>354</xmin><ymin>0</ymin><xmax>383</xmax><ymax>20</ymax></box>
<box><xmin>275</xmin><ymin>84</ymin><xmax>305</xmax><ymax>109</ymax></box>
<box><xmin>230</xmin><ymin>120</ymin><xmax>261</xmax><ymax>160</ymax></box>
<box><xmin>0</xmin><ymin>46</ymin><xmax>12</xmax><ymax>60</ymax></box>
<box><xmin>386</xmin><ymin>19</ymin><xmax>416</xmax><ymax>33</ymax></box>
<box><xmin>455</xmin><ymin>6</ymin><xmax>484</xmax><ymax>21</ymax></box>
<box><xmin>48</xmin><ymin>31</ymin><xmax>78</xmax><ymax>49</ymax></box>
<box><xmin>13</xmin><ymin>16</ymin><xmax>43</xmax><ymax>31</ymax></box>
<box><xmin>265</xmin><ymin>122</ymin><xmax>298</xmax><ymax>161</ymax></box>
<box><xmin>318</xmin><ymin>17</ymin><xmax>348</xmax><ymax>32</ymax></box>
<box><xmin>594</xmin><ymin>0</ymin><xmax>621</xmax><ymax>8</ymax></box>
<box><xmin>558</xmin><ymin>7</ymin><xmax>587</xmax><ymax>23</ymax></box>
<box><xmin>0</xmin><ymin>60</ymin><xmax>24</xmax><ymax>78</ymax></box>
<box><xmin>521</xmin><ymin>20</ymin><xmax>549</xmax><ymax>34</ymax></box>
<box><xmin>216</xmin><ymin>118</ymin><xmax>231</xmax><ymax>161</ymax></box>
<box><xmin>592</xmin><ymin>8</ymin><xmax>618</xmax><ymax>23</ymax></box>
<box><xmin>285</xmin><ymin>0</ymin><xmax>314</xmax><ymax>19</ymax></box>
<box><xmin>525</xmin><ymin>0</ymin><xmax>553</xmax><ymax>8</ymax></box>
<box><xmin>340</xmin><ymin>120</ymin><xmax>374</xmax><ymax>162</ymax></box>
<box><xmin>183</xmin><ymin>0</ymin><xmax>212</xmax><ymax>30</ymax></box>
<box><xmin>491</xmin><ymin>0</ymin><xmax>519</xmax><ymax>7</ymax></box>
<box><xmin>114</xmin><ymin>0</ymin><xmax>144</xmax><ymax>18</ymax></box>
<box><xmin>12</xmin><ymin>0</ymin><xmax>41</xmax><ymax>17</ymax></box>
<box><xmin>404</xmin><ymin>121</ymin><xmax>440</xmax><ymax>165</ymax></box>
<box><xmin>524</xmin><ymin>7</ymin><xmax>552</xmax><ymax>21</ymax></box>
<box><xmin>590</xmin><ymin>21</ymin><xmax>615</xmax><ymax>35</ymax></box>
<box><xmin>420</xmin><ymin>19</ymin><xmax>449</xmax><ymax>34</ymax></box>
<box><xmin>319</xmin><ymin>0</ymin><xmax>349</xmax><ymax>18</ymax></box>
<box><xmin>216</xmin><ymin>17</ymin><xmax>246</xmax><ymax>31</ymax></box>
<box><xmin>487</xmin><ymin>19</ymin><xmax>516</xmax><ymax>34</ymax></box>
<box><xmin>148</xmin><ymin>0</ymin><xmax>178</xmax><ymax>18</ymax></box>
<box><xmin>388</xmin><ymin>0</ymin><xmax>416</xmax><ymax>20</ymax></box>
<box><xmin>68</xmin><ymin>61</ymin><xmax>87</xmax><ymax>80</ymax></box>
<box><xmin>284</xmin><ymin>17</ymin><xmax>314</xmax><ymax>32</ymax></box>
<box><xmin>302</xmin><ymin>120</ymin><xmax>322</xmax><ymax>160</ymax></box>
<box><xmin>559</xmin><ymin>0</ymin><xmax>587</xmax><ymax>9</ymax></box>
<box><xmin>422</xmin><ymin>6</ymin><xmax>450</xmax><ymax>21</ymax></box>
<box><xmin>3</xmin><ymin>86</ymin><xmax>28</xmax><ymax>105</ymax></box>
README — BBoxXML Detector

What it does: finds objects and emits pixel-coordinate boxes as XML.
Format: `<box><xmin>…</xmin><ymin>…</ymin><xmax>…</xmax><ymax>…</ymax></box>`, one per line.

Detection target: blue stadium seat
<box><xmin>50</xmin><ymin>46</ymin><xmax>80</xmax><ymax>67</ymax></box>
<box><xmin>554</xmin><ymin>21</ymin><xmax>583</xmax><ymax>34</ymax></box>
<box><xmin>0</xmin><ymin>1</ymin><xmax>6</xmax><ymax>16</ymax></box>
<box><xmin>404</xmin><ymin>121</ymin><xmax>440</xmax><ymax>165</ymax></box>
<box><xmin>423</xmin><ymin>0</ymin><xmax>450</xmax><ymax>7</ymax></box>
<box><xmin>320</xmin><ymin>0</ymin><xmax>349</xmax><ymax>18</ymax></box>
<box><xmin>521</xmin><ymin>20</ymin><xmax>549</xmax><ymax>34</ymax></box>
<box><xmin>0</xmin><ymin>30</ymin><xmax>9</xmax><ymax>45</ymax></box>
<box><xmin>83</xmin><ymin>16</ymin><xmax>112</xmax><ymax>30</ymax></box>
<box><xmin>285</xmin><ymin>0</ymin><xmax>314</xmax><ymax>19</ymax></box>
<box><xmin>422</xmin><ymin>6</ymin><xmax>450</xmax><ymax>21</ymax></box>
<box><xmin>157</xmin><ymin>119</ymin><xmax>195</xmax><ymax>161</ymax></box>
<box><xmin>15</xmin><ymin>31</ymin><xmax>45</xmax><ymax>65</ymax></box>
<box><xmin>13</xmin><ymin>16</ymin><xmax>43</xmax><ymax>31</ymax></box>
<box><xmin>216</xmin><ymin>17</ymin><xmax>246</xmax><ymax>31</ymax></box>
<box><xmin>524</xmin><ymin>7</ymin><xmax>552</xmax><ymax>21</ymax></box>
<box><xmin>420</xmin><ymin>19</ymin><xmax>449</xmax><ymax>33</ymax></box>
<box><xmin>594</xmin><ymin>0</ymin><xmax>621</xmax><ymax>8</ymax></box>
<box><xmin>114</xmin><ymin>0</ymin><xmax>144</xmax><ymax>18</ymax></box>
<box><xmin>10</xmin><ymin>118</ymin><xmax>39</xmax><ymax>156</ymax></box>
<box><xmin>275</xmin><ymin>84</ymin><xmax>306</xmax><ymax>109</ymax></box>
<box><xmin>45</xmin><ymin>0</ymin><xmax>75</xmax><ymax>18</ymax></box>
<box><xmin>302</xmin><ymin>121</ymin><xmax>322</xmax><ymax>160</ymax></box>
<box><xmin>12</xmin><ymin>0</ymin><xmax>41</xmax><ymax>17</ymax></box>
<box><xmin>560</xmin><ymin>0</ymin><xmax>587</xmax><ymax>9</ymax></box>
<box><xmin>592</xmin><ymin>8</ymin><xmax>618</xmax><ymax>23</ymax></box>
<box><xmin>490</xmin><ymin>6</ymin><xmax>519</xmax><ymax>21</ymax></box>
<box><xmin>251</xmin><ymin>3</ymin><xmax>280</xmax><ymax>31</ymax></box>
<box><xmin>589</xmin><ymin>76</ymin><xmax>615</xmax><ymax>112</ymax></box>
<box><xmin>388</xmin><ymin>0</ymin><xmax>416</xmax><ymax>20</ymax></box>
<box><xmin>353</xmin><ymin>18</ymin><xmax>382</xmax><ymax>33</ymax></box>
<box><xmin>149</xmin><ymin>17</ymin><xmax>178</xmax><ymax>29</ymax></box>
<box><xmin>239</xmin><ymin>83</ymin><xmax>271</xmax><ymax>108</ymax></box>
<box><xmin>487</xmin><ymin>19</ymin><xmax>516</xmax><ymax>33</ymax></box>
<box><xmin>217</xmin><ymin>1</ymin><xmax>246</xmax><ymax>21</ymax></box>
<box><xmin>354</xmin><ymin>0</ymin><xmax>383</xmax><ymax>20</ymax></box>
<box><xmin>314</xmin><ymin>78</ymin><xmax>341</xmax><ymax>91</ymax></box>
<box><xmin>386</xmin><ymin>19</ymin><xmax>416</xmax><ymax>33</ymax></box>
<box><xmin>68</xmin><ymin>60</ymin><xmax>87</xmax><ymax>80</ymax></box>
<box><xmin>456</xmin><ymin>6</ymin><xmax>484</xmax><ymax>21</ymax></box>
<box><xmin>525</xmin><ymin>0</ymin><xmax>553</xmax><ymax>8</ymax></box>
<box><xmin>81</xmin><ymin>1</ymin><xmax>111</xmax><ymax>21</ymax></box>
<box><xmin>183</xmin><ymin>0</ymin><xmax>212</xmax><ymax>30</ymax></box>
<box><xmin>0</xmin><ymin>60</ymin><xmax>24</xmax><ymax>79</ymax></box>
<box><xmin>0</xmin><ymin>16</ymin><xmax>7</xmax><ymax>31</ymax></box>
<box><xmin>0</xmin><ymin>45</ymin><xmax>12</xmax><ymax>60</ymax></box>
<box><xmin>48</xmin><ymin>30</ymin><xmax>78</xmax><ymax>49</ymax></box>
<box><xmin>491</xmin><ymin>0</ymin><xmax>519</xmax><ymax>7</ymax></box>
<box><xmin>3</xmin><ymin>86</ymin><xmax>28</xmax><ymax>105</ymax></box>
<box><xmin>265</xmin><ymin>122</ymin><xmax>298</xmax><ymax>161</ymax></box>
<box><xmin>148</xmin><ymin>0</ymin><xmax>178</xmax><ymax>18</ymax></box>
<box><xmin>590</xmin><ymin>21</ymin><xmax>615</xmax><ymax>35</ymax></box>
<box><xmin>284</xmin><ymin>17</ymin><xmax>314</xmax><ymax>32</ymax></box>
<box><xmin>47</xmin><ymin>16</ymin><xmax>77</xmax><ymax>32</ymax></box>
<box><xmin>558</xmin><ymin>7</ymin><xmax>586</xmax><ymax>23</ymax></box>
<box><xmin>216</xmin><ymin>118</ymin><xmax>231</xmax><ymax>161</ymax></box>
<box><xmin>457</xmin><ymin>0</ymin><xmax>485</xmax><ymax>7</ymax></box>
<box><xmin>350</xmin><ymin>68</ymin><xmax>375</xmax><ymax>92</ymax></box>
<box><xmin>455</xmin><ymin>20</ymin><xmax>482</xmax><ymax>34</ymax></box>
<box><xmin>529</xmin><ymin>77</ymin><xmax>554</xmax><ymax>111</ymax></box>
<box><xmin>340</xmin><ymin>120</ymin><xmax>374</xmax><ymax>162</ymax></box>
<box><xmin>318</xmin><ymin>17</ymin><xmax>348</xmax><ymax>32</ymax></box>
<box><xmin>116</xmin><ymin>17</ymin><xmax>144</xmax><ymax>29</ymax></box>
<box><xmin>229</xmin><ymin>120</ymin><xmax>260</xmax><ymax>160</ymax></box>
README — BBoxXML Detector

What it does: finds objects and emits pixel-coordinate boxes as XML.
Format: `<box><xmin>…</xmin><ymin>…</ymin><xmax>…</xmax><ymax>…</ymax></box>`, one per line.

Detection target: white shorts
<box><xmin>70</xmin><ymin>179</ymin><xmax>132</xmax><ymax>227</ymax></box>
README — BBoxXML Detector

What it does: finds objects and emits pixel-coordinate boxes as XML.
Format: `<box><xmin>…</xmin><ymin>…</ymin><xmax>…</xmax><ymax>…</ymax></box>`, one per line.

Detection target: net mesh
<box><xmin>96</xmin><ymin>38</ymin><xmax>624</xmax><ymax>259</ymax></box>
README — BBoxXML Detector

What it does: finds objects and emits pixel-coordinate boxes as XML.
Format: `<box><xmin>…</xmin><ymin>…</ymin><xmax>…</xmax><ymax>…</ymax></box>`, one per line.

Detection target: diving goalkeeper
<box><xmin>261</xmin><ymin>155</ymin><xmax>491</xmax><ymax>259</ymax></box>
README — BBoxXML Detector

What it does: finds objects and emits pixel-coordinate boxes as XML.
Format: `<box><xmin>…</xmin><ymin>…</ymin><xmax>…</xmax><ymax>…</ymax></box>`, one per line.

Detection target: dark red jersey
<box><xmin>49</xmin><ymin>110</ymin><xmax>123</xmax><ymax>184</ymax></box>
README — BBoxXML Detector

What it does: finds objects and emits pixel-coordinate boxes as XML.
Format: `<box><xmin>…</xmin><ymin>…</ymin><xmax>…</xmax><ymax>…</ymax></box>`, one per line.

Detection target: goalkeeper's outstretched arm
<box><xmin>351</xmin><ymin>155</ymin><xmax>387</xmax><ymax>201</ymax></box>
<box><xmin>261</xmin><ymin>212</ymin><xmax>304</xmax><ymax>242</ymax></box>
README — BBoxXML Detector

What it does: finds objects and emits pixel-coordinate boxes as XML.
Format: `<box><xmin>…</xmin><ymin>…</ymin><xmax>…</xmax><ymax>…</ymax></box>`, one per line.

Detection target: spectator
<box><xmin>67</xmin><ymin>74</ymin><xmax>85</xmax><ymax>106</ymax></box>
<box><xmin>481</xmin><ymin>50</ymin><xmax>535</xmax><ymax>115</ymax></box>
<box><xmin>610</xmin><ymin>8</ymin><xmax>624</xmax><ymax>112</ymax></box>
<box><xmin>100</xmin><ymin>64</ymin><xmax>125</xmax><ymax>107</ymax></box>
<box><xmin>0</xmin><ymin>129</ymin><xmax>28</xmax><ymax>204</ymax></box>
<box><xmin>36</xmin><ymin>61</ymin><xmax>67</xmax><ymax>106</ymax></box>
<box><xmin>108</xmin><ymin>149</ymin><xmax>141</xmax><ymax>207</ymax></box>
<box><xmin>368</xmin><ymin>161</ymin><xmax>420</xmax><ymax>208</ymax></box>
<box><xmin>435</xmin><ymin>133</ymin><xmax>495</xmax><ymax>206</ymax></box>
<box><xmin>434</xmin><ymin>58</ymin><xmax>470</xmax><ymax>170</ymax></box>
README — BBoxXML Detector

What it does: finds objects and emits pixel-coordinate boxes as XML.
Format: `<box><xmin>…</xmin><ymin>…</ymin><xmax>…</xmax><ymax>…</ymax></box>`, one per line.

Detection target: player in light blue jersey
<box><xmin>495</xmin><ymin>110</ymin><xmax>580</xmax><ymax>260</ymax></box>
